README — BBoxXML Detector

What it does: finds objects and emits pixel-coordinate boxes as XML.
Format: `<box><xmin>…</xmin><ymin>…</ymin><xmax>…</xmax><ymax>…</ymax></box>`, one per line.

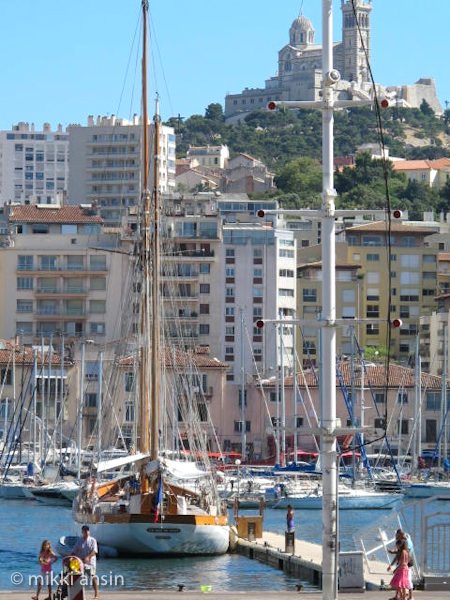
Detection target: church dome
<box><xmin>291</xmin><ymin>15</ymin><xmax>314</xmax><ymax>31</ymax></box>
<box><xmin>289</xmin><ymin>15</ymin><xmax>315</xmax><ymax>47</ymax></box>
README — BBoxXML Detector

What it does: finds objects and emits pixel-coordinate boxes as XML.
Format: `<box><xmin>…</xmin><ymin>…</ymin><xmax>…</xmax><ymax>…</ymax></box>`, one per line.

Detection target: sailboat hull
<box><xmin>273</xmin><ymin>491</ymin><xmax>402</xmax><ymax>510</ymax></box>
<box><xmin>83</xmin><ymin>519</ymin><xmax>230</xmax><ymax>555</ymax></box>
<box><xmin>403</xmin><ymin>482</ymin><xmax>450</xmax><ymax>498</ymax></box>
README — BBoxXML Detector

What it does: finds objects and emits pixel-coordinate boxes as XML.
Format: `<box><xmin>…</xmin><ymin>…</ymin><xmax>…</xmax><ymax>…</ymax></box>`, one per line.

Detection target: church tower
<box><xmin>341</xmin><ymin>0</ymin><xmax>372</xmax><ymax>84</ymax></box>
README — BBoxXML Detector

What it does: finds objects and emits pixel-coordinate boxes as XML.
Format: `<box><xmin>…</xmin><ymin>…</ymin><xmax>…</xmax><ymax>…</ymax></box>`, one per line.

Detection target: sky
<box><xmin>0</xmin><ymin>0</ymin><xmax>448</xmax><ymax>130</ymax></box>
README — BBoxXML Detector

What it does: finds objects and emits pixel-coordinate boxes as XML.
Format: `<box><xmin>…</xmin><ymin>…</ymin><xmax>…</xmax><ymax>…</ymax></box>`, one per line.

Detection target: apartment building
<box><xmin>296</xmin><ymin>243</ymin><xmax>361</xmax><ymax>368</ymax></box>
<box><xmin>0</xmin><ymin>202</ymin><xmax>128</xmax><ymax>345</ymax></box>
<box><xmin>0</xmin><ymin>122</ymin><xmax>69</xmax><ymax>205</ymax></box>
<box><xmin>68</xmin><ymin>116</ymin><xmax>176</xmax><ymax>227</ymax></box>
<box><xmin>343</xmin><ymin>221</ymin><xmax>439</xmax><ymax>361</ymax></box>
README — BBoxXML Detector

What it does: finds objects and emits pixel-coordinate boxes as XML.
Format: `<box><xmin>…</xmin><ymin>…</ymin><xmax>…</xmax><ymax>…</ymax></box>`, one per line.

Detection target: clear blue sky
<box><xmin>0</xmin><ymin>0</ymin><xmax>448</xmax><ymax>130</ymax></box>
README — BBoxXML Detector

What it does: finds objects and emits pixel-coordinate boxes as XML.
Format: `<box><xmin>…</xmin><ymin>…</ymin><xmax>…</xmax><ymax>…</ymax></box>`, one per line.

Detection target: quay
<box><xmin>235</xmin><ymin>529</ymin><xmax>387</xmax><ymax>590</ymax></box>
<box><xmin>1</xmin><ymin>592</ymin><xmax>450</xmax><ymax>600</ymax></box>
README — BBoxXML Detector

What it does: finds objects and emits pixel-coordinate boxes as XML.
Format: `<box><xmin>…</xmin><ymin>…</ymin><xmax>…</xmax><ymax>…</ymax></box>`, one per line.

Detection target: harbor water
<box><xmin>0</xmin><ymin>497</ymin><xmax>428</xmax><ymax>592</ymax></box>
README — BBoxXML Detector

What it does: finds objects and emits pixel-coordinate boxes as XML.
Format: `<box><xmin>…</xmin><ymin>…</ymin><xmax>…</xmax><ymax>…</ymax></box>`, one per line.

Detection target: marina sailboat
<box><xmin>72</xmin><ymin>0</ymin><xmax>229</xmax><ymax>555</ymax></box>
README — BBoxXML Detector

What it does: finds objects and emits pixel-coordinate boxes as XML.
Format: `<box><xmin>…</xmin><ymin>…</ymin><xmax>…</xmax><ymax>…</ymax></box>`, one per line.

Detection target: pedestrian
<box><xmin>388</xmin><ymin>540</ymin><xmax>410</xmax><ymax>600</ymax></box>
<box><xmin>286</xmin><ymin>504</ymin><xmax>295</xmax><ymax>533</ymax></box>
<box><xmin>32</xmin><ymin>539</ymin><xmax>57</xmax><ymax>600</ymax></box>
<box><xmin>388</xmin><ymin>529</ymin><xmax>414</xmax><ymax>600</ymax></box>
<box><xmin>71</xmin><ymin>525</ymin><xmax>99</xmax><ymax>599</ymax></box>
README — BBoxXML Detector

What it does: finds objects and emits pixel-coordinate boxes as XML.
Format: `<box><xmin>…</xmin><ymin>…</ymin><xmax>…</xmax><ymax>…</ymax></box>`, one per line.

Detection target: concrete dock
<box><xmin>236</xmin><ymin>531</ymin><xmax>388</xmax><ymax>590</ymax></box>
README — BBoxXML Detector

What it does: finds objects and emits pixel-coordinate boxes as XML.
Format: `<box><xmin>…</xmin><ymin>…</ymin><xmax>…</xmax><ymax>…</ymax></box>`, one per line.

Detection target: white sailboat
<box><xmin>72</xmin><ymin>0</ymin><xmax>229</xmax><ymax>555</ymax></box>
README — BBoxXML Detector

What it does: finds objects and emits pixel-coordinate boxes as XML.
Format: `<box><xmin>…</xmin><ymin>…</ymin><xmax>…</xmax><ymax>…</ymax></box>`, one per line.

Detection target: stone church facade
<box><xmin>224</xmin><ymin>0</ymin><xmax>441</xmax><ymax>119</ymax></box>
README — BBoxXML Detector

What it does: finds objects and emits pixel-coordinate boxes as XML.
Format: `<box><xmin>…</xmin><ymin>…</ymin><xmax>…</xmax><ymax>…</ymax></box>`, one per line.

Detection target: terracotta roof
<box><xmin>345</xmin><ymin>221</ymin><xmax>437</xmax><ymax>234</ymax></box>
<box><xmin>8</xmin><ymin>205</ymin><xmax>103</xmax><ymax>224</ymax></box>
<box><xmin>0</xmin><ymin>347</ymin><xmax>63</xmax><ymax>366</ymax></box>
<box><xmin>392</xmin><ymin>160</ymin><xmax>432</xmax><ymax>171</ymax></box>
<box><xmin>264</xmin><ymin>362</ymin><xmax>444</xmax><ymax>390</ymax></box>
<box><xmin>429</xmin><ymin>158</ymin><xmax>450</xmax><ymax>169</ymax></box>
<box><xmin>120</xmin><ymin>346</ymin><xmax>227</xmax><ymax>370</ymax></box>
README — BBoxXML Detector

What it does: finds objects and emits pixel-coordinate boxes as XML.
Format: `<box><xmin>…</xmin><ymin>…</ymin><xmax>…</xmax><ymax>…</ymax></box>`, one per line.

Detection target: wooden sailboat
<box><xmin>72</xmin><ymin>0</ymin><xmax>229</xmax><ymax>555</ymax></box>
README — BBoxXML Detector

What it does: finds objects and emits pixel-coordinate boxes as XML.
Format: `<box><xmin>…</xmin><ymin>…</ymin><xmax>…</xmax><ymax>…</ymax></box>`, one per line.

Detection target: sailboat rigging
<box><xmin>72</xmin><ymin>0</ymin><xmax>229</xmax><ymax>555</ymax></box>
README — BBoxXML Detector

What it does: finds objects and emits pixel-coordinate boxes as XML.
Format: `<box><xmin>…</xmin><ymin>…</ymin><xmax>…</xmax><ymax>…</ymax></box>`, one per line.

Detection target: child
<box><xmin>32</xmin><ymin>539</ymin><xmax>57</xmax><ymax>600</ymax></box>
<box><xmin>388</xmin><ymin>540</ymin><xmax>410</xmax><ymax>600</ymax></box>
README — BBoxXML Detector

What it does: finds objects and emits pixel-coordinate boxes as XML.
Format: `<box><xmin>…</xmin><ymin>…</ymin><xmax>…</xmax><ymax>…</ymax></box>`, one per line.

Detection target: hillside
<box><xmin>164</xmin><ymin>102</ymin><xmax>450</xmax><ymax>218</ymax></box>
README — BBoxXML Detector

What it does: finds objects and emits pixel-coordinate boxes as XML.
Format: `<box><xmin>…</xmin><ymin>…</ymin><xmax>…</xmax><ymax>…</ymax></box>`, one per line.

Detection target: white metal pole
<box><xmin>280</xmin><ymin>314</ymin><xmax>286</xmax><ymax>467</ymax></box>
<box><xmin>97</xmin><ymin>351</ymin><xmax>103</xmax><ymax>461</ymax></box>
<box><xmin>59</xmin><ymin>334</ymin><xmax>64</xmax><ymax>463</ymax></box>
<box><xmin>320</xmin><ymin>2</ymin><xmax>338</xmax><ymax>599</ymax></box>
<box><xmin>32</xmin><ymin>349</ymin><xmax>37</xmax><ymax>468</ymax></box>
<box><xmin>77</xmin><ymin>342</ymin><xmax>86</xmax><ymax>480</ymax></box>
<box><xmin>293</xmin><ymin>316</ymin><xmax>298</xmax><ymax>463</ymax></box>
<box><xmin>240</xmin><ymin>308</ymin><xmax>246</xmax><ymax>462</ymax></box>
<box><xmin>441</xmin><ymin>326</ymin><xmax>447</xmax><ymax>467</ymax></box>
<box><xmin>275</xmin><ymin>323</ymin><xmax>281</xmax><ymax>465</ymax></box>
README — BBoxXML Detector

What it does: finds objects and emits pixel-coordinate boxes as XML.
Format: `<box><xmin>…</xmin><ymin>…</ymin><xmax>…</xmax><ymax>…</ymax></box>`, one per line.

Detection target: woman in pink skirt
<box><xmin>388</xmin><ymin>541</ymin><xmax>410</xmax><ymax>600</ymax></box>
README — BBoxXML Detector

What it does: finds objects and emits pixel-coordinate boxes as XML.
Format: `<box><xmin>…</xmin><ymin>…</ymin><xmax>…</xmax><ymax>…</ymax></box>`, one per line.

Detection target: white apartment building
<box><xmin>68</xmin><ymin>115</ymin><xmax>176</xmax><ymax>227</ymax></box>
<box><xmin>0</xmin><ymin>122</ymin><xmax>69</xmax><ymax>205</ymax></box>
<box><xmin>0</xmin><ymin>202</ymin><xmax>129</xmax><ymax>345</ymax></box>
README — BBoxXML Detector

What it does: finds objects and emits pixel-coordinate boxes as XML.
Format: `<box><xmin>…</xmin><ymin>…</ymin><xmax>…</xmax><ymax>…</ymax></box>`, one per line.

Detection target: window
<box><xmin>400</xmin><ymin>272</ymin><xmax>420</xmax><ymax>285</ymax></box>
<box><xmin>86</xmin><ymin>393</ymin><xmax>97</xmax><ymax>408</ymax></box>
<box><xmin>90</xmin><ymin>255</ymin><xmax>107</xmax><ymax>271</ymax></box>
<box><xmin>341</xmin><ymin>306</ymin><xmax>355</xmax><ymax>318</ymax></box>
<box><xmin>17</xmin><ymin>300</ymin><xmax>33</xmax><ymax>313</ymax></box>
<box><xmin>90</xmin><ymin>300</ymin><xmax>106</xmax><ymax>313</ymax></box>
<box><xmin>253</xmin><ymin>287</ymin><xmax>263</xmax><ymax>297</ymax></box>
<box><xmin>253</xmin><ymin>249</ymin><xmax>263</xmax><ymax>258</ymax></box>
<box><xmin>197</xmin><ymin>403</ymin><xmax>208</xmax><ymax>422</ymax></box>
<box><xmin>199</xmin><ymin>324</ymin><xmax>210</xmax><ymax>335</ymax></box>
<box><xmin>366</xmin><ymin>305</ymin><xmax>379</xmax><ymax>318</ymax></box>
<box><xmin>254</xmin><ymin>268</ymin><xmax>263</xmax><ymax>277</ymax></box>
<box><xmin>425</xmin><ymin>391</ymin><xmax>441</xmax><ymax>411</ymax></box>
<box><xmin>374</xmin><ymin>392</ymin><xmax>385</xmax><ymax>404</ymax></box>
<box><xmin>17</xmin><ymin>277</ymin><xmax>33</xmax><ymax>290</ymax></box>
<box><xmin>279</xmin><ymin>269</ymin><xmax>294</xmax><ymax>277</ymax></box>
<box><xmin>279</xmin><ymin>249</ymin><xmax>294</xmax><ymax>258</ymax></box>
<box><xmin>303</xmin><ymin>288</ymin><xmax>317</xmax><ymax>302</ymax></box>
<box><xmin>238</xmin><ymin>390</ymin><xmax>248</xmax><ymax>407</ymax></box>
<box><xmin>400</xmin><ymin>255</ymin><xmax>419</xmax><ymax>268</ymax></box>
<box><xmin>425</xmin><ymin>419</ymin><xmax>437</xmax><ymax>443</ymax></box>
<box><xmin>199</xmin><ymin>304</ymin><xmax>209</xmax><ymax>315</ymax></box>
<box><xmin>17</xmin><ymin>256</ymin><xmax>33</xmax><ymax>270</ymax></box>
<box><xmin>89</xmin><ymin>322</ymin><xmax>105</xmax><ymax>335</ymax></box>
<box><xmin>362</xmin><ymin>235</ymin><xmax>382</xmax><ymax>246</ymax></box>
<box><xmin>40</xmin><ymin>255</ymin><xmax>58</xmax><ymax>271</ymax></box>
<box><xmin>199</xmin><ymin>263</ymin><xmax>210</xmax><ymax>274</ymax></box>
<box><xmin>367</xmin><ymin>253</ymin><xmax>380</xmax><ymax>262</ymax></box>
<box><xmin>423</xmin><ymin>255</ymin><xmax>436</xmax><ymax>265</ymax></box>
<box><xmin>225</xmin><ymin>287</ymin><xmax>234</xmax><ymax>297</ymax></box>
<box><xmin>234</xmin><ymin>421</ymin><xmax>251</xmax><ymax>432</ymax></box>
<box><xmin>397</xmin><ymin>391</ymin><xmax>408</xmax><ymax>404</ymax></box>
<box><xmin>374</xmin><ymin>417</ymin><xmax>386</xmax><ymax>429</ymax></box>
<box><xmin>366</xmin><ymin>324</ymin><xmax>379</xmax><ymax>335</ymax></box>
<box><xmin>90</xmin><ymin>277</ymin><xmax>106</xmax><ymax>291</ymax></box>
<box><xmin>225</xmin><ymin>267</ymin><xmax>235</xmax><ymax>277</ymax></box>
<box><xmin>125</xmin><ymin>402</ymin><xmax>135</xmax><ymax>423</ymax></box>
<box><xmin>0</xmin><ymin>369</ymin><xmax>12</xmax><ymax>385</ymax></box>
<box><xmin>367</xmin><ymin>272</ymin><xmax>380</xmax><ymax>284</ymax></box>
<box><xmin>16</xmin><ymin>322</ymin><xmax>33</xmax><ymax>334</ymax></box>
<box><xmin>225</xmin><ymin>326</ymin><xmax>235</xmax><ymax>335</ymax></box>
<box><xmin>225</xmin><ymin>307</ymin><xmax>235</xmax><ymax>316</ymax></box>
<box><xmin>279</xmin><ymin>288</ymin><xmax>294</xmax><ymax>297</ymax></box>
<box><xmin>32</xmin><ymin>224</ymin><xmax>49</xmax><ymax>234</ymax></box>
<box><xmin>342</xmin><ymin>289</ymin><xmax>355</xmax><ymax>303</ymax></box>
<box><xmin>226</xmin><ymin>249</ymin><xmax>235</xmax><ymax>257</ymax></box>
<box><xmin>253</xmin><ymin>307</ymin><xmax>262</xmax><ymax>317</ymax></box>
<box><xmin>199</xmin><ymin>283</ymin><xmax>210</xmax><ymax>294</ymax></box>
<box><xmin>397</xmin><ymin>420</ymin><xmax>409</xmax><ymax>435</ymax></box>
<box><xmin>124</xmin><ymin>372</ymin><xmax>134</xmax><ymax>392</ymax></box>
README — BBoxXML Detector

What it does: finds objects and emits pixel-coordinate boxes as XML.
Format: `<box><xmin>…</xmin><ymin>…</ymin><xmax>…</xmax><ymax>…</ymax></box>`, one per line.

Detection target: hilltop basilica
<box><xmin>224</xmin><ymin>0</ymin><xmax>441</xmax><ymax>119</ymax></box>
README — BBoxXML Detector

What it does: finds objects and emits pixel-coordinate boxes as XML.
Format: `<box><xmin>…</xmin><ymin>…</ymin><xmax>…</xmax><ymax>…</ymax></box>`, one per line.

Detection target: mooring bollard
<box><xmin>285</xmin><ymin>530</ymin><xmax>295</xmax><ymax>554</ymax></box>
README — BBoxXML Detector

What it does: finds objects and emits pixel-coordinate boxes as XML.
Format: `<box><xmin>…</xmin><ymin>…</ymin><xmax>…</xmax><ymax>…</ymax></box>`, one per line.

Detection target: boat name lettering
<box><xmin>146</xmin><ymin>527</ymin><xmax>181</xmax><ymax>534</ymax></box>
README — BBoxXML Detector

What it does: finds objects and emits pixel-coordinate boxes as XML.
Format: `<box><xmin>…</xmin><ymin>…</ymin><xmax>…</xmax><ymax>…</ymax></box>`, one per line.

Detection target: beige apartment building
<box><xmin>344</xmin><ymin>222</ymin><xmax>439</xmax><ymax>360</ymax></box>
<box><xmin>0</xmin><ymin>202</ymin><xmax>129</xmax><ymax>345</ymax></box>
